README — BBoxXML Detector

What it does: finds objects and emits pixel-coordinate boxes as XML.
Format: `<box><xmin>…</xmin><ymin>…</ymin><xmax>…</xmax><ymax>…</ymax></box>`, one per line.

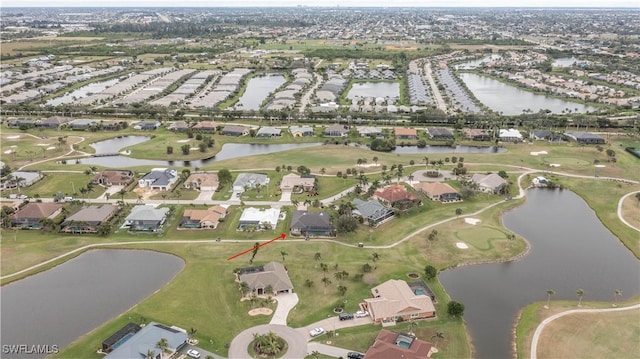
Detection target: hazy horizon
<box><xmin>3</xmin><ymin>0</ymin><xmax>639</xmax><ymax>8</ymax></box>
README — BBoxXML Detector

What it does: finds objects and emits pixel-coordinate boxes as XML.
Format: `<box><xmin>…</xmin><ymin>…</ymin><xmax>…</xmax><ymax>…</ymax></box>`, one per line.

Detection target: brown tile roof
<box><xmin>394</xmin><ymin>127</ymin><xmax>418</xmax><ymax>136</ymax></box>
<box><xmin>14</xmin><ymin>203</ymin><xmax>63</xmax><ymax>219</ymax></box>
<box><xmin>365</xmin><ymin>329</ymin><xmax>434</xmax><ymax>359</ymax></box>
<box><xmin>365</xmin><ymin>279</ymin><xmax>436</xmax><ymax>322</ymax></box>
<box><xmin>374</xmin><ymin>184</ymin><xmax>417</xmax><ymax>203</ymax></box>
<box><xmin>183</xmin><ymin>205</ymin><xmax>227</xmax><ymax>225</ymax></box>
<box><xmin>413</xmin><ymin>182</ymin><xmax>458</xmax><ymax>196</ymax></box>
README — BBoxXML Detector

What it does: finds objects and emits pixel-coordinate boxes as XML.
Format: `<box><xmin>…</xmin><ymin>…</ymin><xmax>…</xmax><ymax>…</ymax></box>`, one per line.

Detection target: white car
<box><xmin>354</xmin><ymin>310</ymin><xmax>369</xmax><ymax>318</ymax></box>
<box><xmin>309</xmin><ymin>327</ymin><xmax>325</xmax><ymax>337</ymax></box>
<box><xmin>186</xmin><ymin>349</ymin><xmax>201</xmax><ymax>358</ymax></box>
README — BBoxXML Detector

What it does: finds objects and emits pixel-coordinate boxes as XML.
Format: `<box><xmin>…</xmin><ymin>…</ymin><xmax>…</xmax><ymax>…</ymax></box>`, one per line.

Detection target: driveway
<box><xmin>279</xmin><ymin>190</ymin><xmax>292</xmax><ymax>203</ymax></box>
<box><xmin>270</xmin><ymin>293</ymin><xmax>299</xmax><ymax>325</ymax></box>
<box><xmin>308</xmin><ymin>342</ymin><xmax>356</xmax><ymax>358</ymax></box>
<box><xmin>228</xmin><ymin>324</ymin><xmax>307</xmax><ymax>359</ymax></box>
<box><xmin>178</xmin><ymin>343</ymin><xmax>225</xmax><ymax>359</ymax></box>
<box><xmin>195</xmin><ymin>190</ymin><xmax>216</xmax><ymax>201</ymax></box>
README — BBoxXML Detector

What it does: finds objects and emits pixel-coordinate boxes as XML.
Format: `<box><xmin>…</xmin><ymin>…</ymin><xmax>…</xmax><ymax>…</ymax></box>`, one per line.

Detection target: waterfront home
<box><xmin>91</xmin><ymin>170</ymin><xmax>134</xmax><ymax>187</ymax></box>
<box><xmin>324</xmin><ymin>124</ymin><xmax>350</xmax><ymax>137</ymax></box>
<box><xmin>564</xmin><ymin>131</ymin><xmax>605</xmax><ymax>144</ymax></box>
<box><xmin>255</xmin><ymin>126</ymin><xmax>282</xmax><ymax>138</ymax></box>
<box><xmin>365</xmin><ymin>330</ymin><xmax>435</xmax><ymax>359</ymax></box>
<box><xmin>236</xmin><ymin>261</ymin><xmax>293</xmax><ymax>296</ymax></box>
<box><xmin>426</xmin><ymin>127</ymin><xmax>454</xmax><ymax>140</ymax></box>
<box><xmin>132</xmin><ymin>121</ymin><xmax>160</xmax><ymax>130</ymax></box>
<box><xmin>289</xmin><ymin>210</ymin><xmax>334</xmax><ymax>237</ymax></box>
<box><xmin>123</xmin><ymin>205</ymin><xmax>170</xmax><ymax>232</ymax></box>
<box><xmin>357</xmin><ymin>126</ymin><xmax>384</xmax><ymax>138</ymax></box>
<box><xmin>11</xmin><ymin>202</ymin><xmax>63</xmax><ymax>229</ymax></box>
<box><xmin>103</xmin><ymin>322</ymin><xmax>188</xmax><ymax>359</ymax></box>
<box><xmin>362</xmin><ymin>279</ymin><xmax>436</xmax><ymax>326</ymax></box>
<box><xmin>463</xmin><ymin>128</ymin><xmax>490</xmax><ymax>141</ymax></box>
<box><xmin>279</xmin><ymin>173</ymin><xmax>316</xmax><ymax>193</ymax></box>
<box><xmin>233</xmin><ymin>173</ymin><xmax>269</xmax><ymax>192</ymax></box>
<box><xmin>192</xmin><ymin>120</ymin><xmax>218</xmax><ymax>133</ymax></box>
<box><xmin>498</xmin><ymin>128</ymin><xmax>523</xmax><ymax>142</ymax></box>
<box><xmin>394</xmin><ymin>127</ymin><xmax>418</xmax><ymax>140</ymax></box>
<box><xmin>220</xmin><ymin>125</ymin><xmax>250</xmax><ymax>137</ymax></box>
<box><xmin>289</xmin><ymin>125</ymin><xmax>314</xmax><ymax>137</ymax></box>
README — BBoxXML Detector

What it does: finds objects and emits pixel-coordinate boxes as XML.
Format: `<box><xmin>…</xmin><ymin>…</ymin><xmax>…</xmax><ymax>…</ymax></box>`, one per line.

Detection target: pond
<box><xmin>439</xmin><ymin>189</ymin><xmax>640</xmax><ymax>359</ymax></box>
<box><xmin>392</xmin><ymin>144</ymin><xmax>506</xmax><ymax>154</ymax></box>
<box><xmin>454</xmin><ymin>55</ymin><xmax>503</xmax><ymax>70</ymax></box>
<box><xmin>74</xmin><ymin>136</ymin><xmax>322</xmax><ymax>168</ymax></box>
<box><xmin>0</xmin><ymin>249</ymin><xmax>184</xmax><ymax>359</ymax></box>
<box><xmin>236</xmin><ymin>74</ymin><xmax>286</xmax><ymax>111</ymax></box>
<box><xmin>46</xmin><ymin>78</ymin><xmax>120</xmax><ymax>106</ymax></box>
<box><xmin>347</xmin><ymin>82</ymin><xmax>400</xmax><ymax>101</ymax></box>
<box><xmin>458</xmin><ymin>72</ymin><xmax>598</xmax><ymax>115</ymax></box>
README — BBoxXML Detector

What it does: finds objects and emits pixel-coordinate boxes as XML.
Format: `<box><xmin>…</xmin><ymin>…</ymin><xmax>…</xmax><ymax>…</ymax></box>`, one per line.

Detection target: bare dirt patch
<box><xmin>248</xmin><ymin>307</ymin><xmax>273</xmax><ymax>316</ymax></box>
<box><xmin>385</xmin><ymin>45</ymin><xmax>419</xmax><ymax>51</ymax></box>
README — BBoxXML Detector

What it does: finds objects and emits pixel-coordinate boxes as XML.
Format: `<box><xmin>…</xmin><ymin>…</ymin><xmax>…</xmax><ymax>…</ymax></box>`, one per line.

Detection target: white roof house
<box><xmin>471</xmin><ymin>173</ymin><xmax>508</xmax><ymax>193</ymax></box>
<box><xmin>238</xmin><ymin>207</ymin><xmax>280</xmax><ymax>230</ymax></box>
<box><xmin>499</xmin><ymin>128</ymin><xmax>523</xmax><ymax>142</ymax></box>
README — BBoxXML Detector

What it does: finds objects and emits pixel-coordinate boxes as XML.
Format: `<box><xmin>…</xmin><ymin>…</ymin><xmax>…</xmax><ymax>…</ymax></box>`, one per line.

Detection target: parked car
<box><xmin>309</xmin><ymin>327</ymin><xmax>325</xmax><ymax>337</ymax></box>
<box><xmin>347</xmin><ymin>352</ymin><xmax>365</xmax><ymax>359</ymax></box>
<box><xmin>354</xmin><ymin>310</ymin><xmax>369</xmax><ymax>318</ymax></box>
<box><xmin>339</xmin><ymin>312</ymin><xmax>354</xmax><ymax>321</ymax></box>
<box><xmin>186</xmin><ymin>349</ymin><xmax>201</xmax><ymax>358</ymax></box>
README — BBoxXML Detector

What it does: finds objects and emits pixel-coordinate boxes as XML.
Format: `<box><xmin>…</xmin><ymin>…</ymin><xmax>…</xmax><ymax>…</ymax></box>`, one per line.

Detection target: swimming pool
<box><xmin>414</xmin><ymin>289</ymin><xmax>425</xmax><ymax>295</ymax></box>
<box><xmin>111</xmin><ymin>332</ymin><xmax>135</xmax><ymax>350</ymax></box>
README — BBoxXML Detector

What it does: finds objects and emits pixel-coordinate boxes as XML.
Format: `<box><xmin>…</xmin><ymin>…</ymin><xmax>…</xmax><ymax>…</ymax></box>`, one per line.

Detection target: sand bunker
<box><xmin>248</xmin><ymin>307</ymin><xmax>273</xmax><ymax>316</ymax></box>
<box><xmin>464</xmin><ymin>218</ymin><xmax>481</xmax><ymax>225</ymax></box>
<box><xmin>530</xmin><ymin>151</ymin><xmax>548</xmax><ymax>156</ymax></box>
<box><xmin>549</xmin><ymin>164</ymin><xmax>561</xmax><ymax>167</ymax></box>
<box><xmin>456</xmin><ymin>242</ymin><xmax>469</xmax><ymax>249</ymax></box>
<box><xmin>190</xmin><ymin>147</ymin><xmax>199</xmax><ymax>151</ymax></box>
<box><xmin>595</xmin><ymin>165</ymin><xmax>606</xmax><ymax>168</ymax></box>
<box><xmin>3</xmin><ymin>150</ymin><xmax>13</xmax><ymax>154</ymax></box>
<box><xmin>46</xmin><ymin>146</ymin><xmax>56</xmax><ymax>151</ymax></box>
<box><xmin>5</xmin><ymin>135</ymin><xmax>20</xmax><ymax>139</ymax></box>
<box><xmin>177</xmin><ymin>139</ymin><xmax>191</xmax><ymax>143</ymax></box>
<box><xmin>36</xmin><ymin>143</ymin><xmax>51</xmax><ymax>147</ymax></box>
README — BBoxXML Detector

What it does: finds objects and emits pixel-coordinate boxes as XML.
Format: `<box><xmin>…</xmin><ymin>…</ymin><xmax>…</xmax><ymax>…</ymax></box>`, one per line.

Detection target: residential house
<box><xmin>183</xmin><ymin>172</ymin><xmax>219</xmax><ymax>192</ymax></box>
<box><xmin>499</xmin><ymin>128</ymin><xmax>523</xmax><ymax>142</ymax></box>
<box><xmin>123</xmin><ymin>205</ymin><xmax>170</xmax><ymax>232</ymax></box>
<box><xmin>12</xmin><ymin>202</ymin><xmax>63</xmax><ymax>229</ymax></box>
<box><xmin>101</xmin><ymin>323</ymin><xmax>141</xmax><ymax>353</ymax></box>
<box><xmin>463</xmin><ymin>128</ymin><xmax>490</xmax><ymax>141</ymax></box>
<box><xmin>192</xmin><ymin>120</ymin><xmax>218</xmax><ymax>133</ymax></box>
<box><xmin>564</xmin><ymin>131</ymin><xmax>605</xmax><ymax>144</ymax></box>
<box><xmin>373</xmin><ymin>184</ymin><xmax>419</xmax><ymax>208</ymax></box>
<box><xmin>133</xmin><ymin>121</ymin><xmax>160</xmax><ymax>130</ymax></box>
<box><xmin>220</xmin><ymin>125</ymin><xmax>250</xmax><ymax>137</ymax></box>
<box><xmin>238</xmin><ymin>207</ymin><xmax>280</xmax><ymax>230</ymax></box>
<box><xmin>413</xmin><ymin>182</ymin><xmax>460</xmax><ymax>203</ymax></box>
<box><xmin>357</xmin><ymin>126</ymin><xmax>384</xmax><ymax>138</ymax></box>
<box><xmin>471</xmin><ymin>173</ymin><xmax>508</xmax><ymax>194</ymax></box>
<box><xmin>532</xmin><ymin>130</ymin><xmax>552</xmax><ymax>141</ymax></box>
<box><xmin>69</xmin><ymin>119</ymin><xmax>120</xmax><ymax>131</ymax></box>
<box><xmin>7</xmin><ymin>117</ymin><xmax>38</xmax><ymax>128</ymax></box>
<box><xmin>289</xmin><ymin>125</ymin><xmax>314</xmax><ymax>137</ymax></box>
<box><xmin>103</xmin><ymin>322</ymin><xmax>188</xmax><ymax>359</ymax></box>
<box><xmin>324</xmin><ymin>124</ymin><xmax>350</xmax><ymax>137</ymax></box>
<box><xmin>279</xmin><ymin>173</ymin><xmax>316</xmax><ymax>193</ymax></box>
<box><xmin>365</xmin><ymin>330</ymin><xmax>435</xmax><ymax>359</ymax></box>
<box><xmin>233</xmin><ymin>173</ymin><xmax>269</xmax><ymax>192</ymax></box>
<box><xmin>167</xmin><ymin>120</ymin><xmax>190</xmax><ymax>132</ymax></box>
<box><xmin>62</xmin><ymin>204</ymin><xmax>119</xmax><ymax>233</ymax></box>
<box><xmin>236</xmin><ymin>261</ymin><xmax>293</xmax><ymax>296</ymax></box>
<box><xmin>180</xmin><ymin>205</ymin><xmax>228</xmax><ymax>229</ymax></box>
<box><xmin>532</xmin><ymin>176</ymin><xmax>549</xmax><ymax>187</ymax></box>
<box><xmin>38</xmin><ymin>116</ymin><xmax>73</xmax><ymax>129</ymax></box>
<box><xmin>91</xmin><ymin>170</ymin><xmax>134</xmax><ymax>187</ymax></box>
<box><xmin>3</xmin><ymin>171</ymin><xmax>42</xmax><ymax>189</ymax></box>
<box><xmin>362</xmin><ymin>279</ymin><xmax>436</xmax><ymax>326</ymax></box>
<box><xmin>352</xmin><ymin>198</ymin><xmax>394</xmax><ymax>225</ymax></box>
<box><xmin>426</xmin><ymin>127</ymin><xmax>454</xmax><ymax>140</ymax></box>
<box><xmin>138</xmin><ymin>168</ymin><xmax>178</xmax><ymax>191</ymax></box>
<box><xmin>394</xmin><ymin>127</ymin><xmax>418</xmax><ymax>140</ymax></box>
<box><xmin>255</xmin><ymin>127</ymin><xmax>282</xmax><ymax>138</ymax></box>
<box><xmin>289</xmin><ymin>210</ymin><xmax>334</xmax><ymax>237</ymax></box>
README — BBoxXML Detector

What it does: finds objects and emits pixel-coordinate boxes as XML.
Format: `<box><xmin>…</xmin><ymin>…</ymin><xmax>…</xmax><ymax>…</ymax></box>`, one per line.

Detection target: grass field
<box><xmin>621</xmin><ymin>194</ymin><xmax>640</xmax><ymax>230</ymax></box>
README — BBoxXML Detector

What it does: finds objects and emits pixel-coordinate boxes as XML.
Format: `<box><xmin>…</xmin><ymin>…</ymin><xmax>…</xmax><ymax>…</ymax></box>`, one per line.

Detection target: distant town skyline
<box><xmin>3</xmin><ymin>0</ymin><xmax>639</xmax><ymax>8</ymax></box>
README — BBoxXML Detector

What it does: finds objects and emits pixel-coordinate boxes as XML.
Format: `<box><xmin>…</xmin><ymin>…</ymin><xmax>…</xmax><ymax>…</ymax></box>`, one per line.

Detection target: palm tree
<box><xmin>614</xmin><ymin>289</ymin><xmax>622</xmax><ymax>307</ymax></box>
<box><xmin>280</xmin><ymin>250</ymin><xmax>288</xmax><ymax>262</ymax></box>
<box><xmin>576</xmin><ymin>289</ymin><xmax>585</xmax><ymax>307</ymax></box>
<box><xmin>545</xmin><ymin>289</ymin><xmax>555</xmax><ymax>308</ymax></box>
<box><xmin>188</xmin><ymin>327</ymin><xmax>197</xmax><ymax>342</ymax></box>
<box><xmin>320</xmin><ymin>168</ymin><xmax>326</xmax><ymax>175</ymax></box>
<box><xmin>432</xmin><ymin>332</ymin><xmax>445</xmax><ymax>347</ymax></box>
<box><xmin>146</xmin><ymin>349</ymin><xmax>156</xmax><ymax>359</ymax></box>
<box><xmin>311</xmin><ymin>350</ymin><xmax>321</xmax><ymax>359</ymax></box>
<box><xmin>314</xmin><ymin>252</ymin><xmax>322</xmax><ymax>267</ymax></box>
<box><xmin>321</xmin><ymin>277</ymin><xmax>332</xmax><ymax>294</ymax></box>
<box><xmin>337</xmin><ymin>285</ymin><xmax>347</xmax><ymax>296</ymax></box>
<box><xmin>304</xmin><ymin>279</ymin><xmax>314</xmax><ymax>288</ymax></box>
<box><xmin>372</xmin><ymin>252</ymin><xmax>380</xmax><ymax>270</ymax></box>
<box><xmin>156</xmin><ymin>338</ymin><xmax>169</xmax><ymax>359</ymax></box>
<box><xmin>320</xmin><ymin>262</ymin><xmax>328</xmax><ymax>274</ymax></box>
<box><xmin>118</xmin><ymin>188</ymin><xmax>126</xmax><ymax>201</ymax></box>
<box><xmin>407</xmin><ymin>319</ymin><xmax>418</xmax><ymax>335</ymax></box>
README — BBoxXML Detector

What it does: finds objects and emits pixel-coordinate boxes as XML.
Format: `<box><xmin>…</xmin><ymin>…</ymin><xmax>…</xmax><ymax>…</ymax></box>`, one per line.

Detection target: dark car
<box><xmin>339</xmin><ymin>312</ymin><xmax>354</xmax><ymax>321</ymax></box>
<box><xmin>347</xmin><ymin>352</ymin><xmax>364</xmax><ymax>359</ymax></box>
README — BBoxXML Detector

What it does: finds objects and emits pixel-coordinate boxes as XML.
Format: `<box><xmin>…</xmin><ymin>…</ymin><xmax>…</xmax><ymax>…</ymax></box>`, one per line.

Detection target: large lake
<box><xmin>0</xmin><ymin>249</ymin><xmax>184</xmax><ymax>359</ymax></box>
<box><xmin>439</xmin><ymin>189</ymin><xmax>640</xmax><ymax>359</ymax></box>
<box><xmin>459</xmin><ymin>73</ymin><xmax>598</xmax><ymax>115</ymax></box>
<box><xmin>347</xmin><ymin>82</ymin><xmax>400</xmax><ymax>100</ymax></box>
<box><xmin>236</xmin><ymin>74</ymin><xmax>286</xmax><ymax>110</ymax></box>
